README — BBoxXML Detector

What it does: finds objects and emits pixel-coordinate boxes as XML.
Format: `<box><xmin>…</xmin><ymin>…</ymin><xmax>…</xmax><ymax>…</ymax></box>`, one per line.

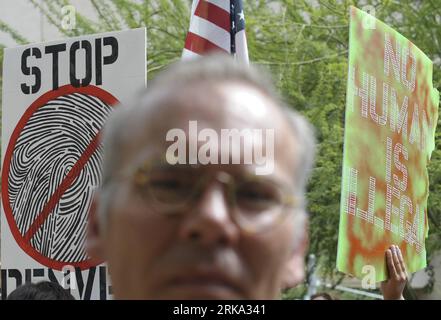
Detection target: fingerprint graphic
<box><xmin>8</xmin><ymin>92</ymin><xmax>113</xmax><ymax>263</ymax></box>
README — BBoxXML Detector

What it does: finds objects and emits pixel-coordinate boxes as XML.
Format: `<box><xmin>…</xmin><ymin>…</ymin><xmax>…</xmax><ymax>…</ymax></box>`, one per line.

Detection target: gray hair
<box><xmin>98</xmin><ymin>53</ymin><xmax>316</xmax><ymax>227</ymax></box>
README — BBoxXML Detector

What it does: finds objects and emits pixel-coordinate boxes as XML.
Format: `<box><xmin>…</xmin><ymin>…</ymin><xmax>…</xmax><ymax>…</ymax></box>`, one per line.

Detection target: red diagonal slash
<box><xmin>23</xmin><ymin>132</ymin><xmax>101</xmax><ymax>242</ymax></box>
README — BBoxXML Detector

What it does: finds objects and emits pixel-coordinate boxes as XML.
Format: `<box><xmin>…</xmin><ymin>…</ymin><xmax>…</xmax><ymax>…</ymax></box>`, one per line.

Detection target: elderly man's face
<box><xmin>89</xmin><ymin>81</ymin><xmax>307</xmax><ymax>299</ymax></box>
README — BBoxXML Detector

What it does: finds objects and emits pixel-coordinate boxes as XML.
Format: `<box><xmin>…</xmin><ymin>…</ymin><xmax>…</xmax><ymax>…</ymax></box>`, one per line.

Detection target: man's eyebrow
<box><xmin>133</xmin><ymin>160</ymin><xmax>200</xmax><ymax>171</ymax></box>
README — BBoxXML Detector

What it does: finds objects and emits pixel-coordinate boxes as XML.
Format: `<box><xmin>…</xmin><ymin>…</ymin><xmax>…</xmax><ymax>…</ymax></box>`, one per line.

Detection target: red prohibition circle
<box><xmin>1</xmin><ymin>84</ymin><xmax>119</xmax><ymax>271</ymax></box>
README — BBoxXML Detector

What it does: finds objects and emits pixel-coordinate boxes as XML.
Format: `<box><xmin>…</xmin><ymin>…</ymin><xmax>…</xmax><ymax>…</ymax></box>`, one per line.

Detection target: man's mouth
<box><xmin>166</xmin><ymin>268</ymin><xmax>244</xmax><ymax>299</ymax></box>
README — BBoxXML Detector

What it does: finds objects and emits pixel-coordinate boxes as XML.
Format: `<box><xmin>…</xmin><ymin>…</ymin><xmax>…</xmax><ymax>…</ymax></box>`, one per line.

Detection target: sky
<box><xmin>0</xmin><ymin>0</ymin><xmax>98</xmax><ymax>47</ymax></box>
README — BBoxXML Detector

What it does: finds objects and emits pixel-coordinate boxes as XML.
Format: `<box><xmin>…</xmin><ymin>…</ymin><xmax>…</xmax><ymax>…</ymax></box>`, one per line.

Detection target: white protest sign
<box><xmin>1</xmin><ymin>28</ymin><xmax>146</xmax><ymax>299</ymax></box>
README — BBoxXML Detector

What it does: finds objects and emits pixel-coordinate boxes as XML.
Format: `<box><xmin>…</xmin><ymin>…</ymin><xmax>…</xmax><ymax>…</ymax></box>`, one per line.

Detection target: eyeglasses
<box><xmin>124</xmin><ymin>160</ymin><xmax>299</xmax><ymax>234</ymax></box>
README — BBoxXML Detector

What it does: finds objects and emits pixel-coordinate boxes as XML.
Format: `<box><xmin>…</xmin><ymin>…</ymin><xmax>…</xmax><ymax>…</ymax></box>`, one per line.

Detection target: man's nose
<box><xmin>178</xmin><ymin>181</ymin><xmax>239</xmax><ymax>247</ymax></box>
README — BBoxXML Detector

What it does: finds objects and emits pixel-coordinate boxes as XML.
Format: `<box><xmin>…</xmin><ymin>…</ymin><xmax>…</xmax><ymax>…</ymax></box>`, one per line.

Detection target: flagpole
<box><xmin>230</xmin><ymin>0</ymin><xmax>236</xmax><ymax>56</ymax></box>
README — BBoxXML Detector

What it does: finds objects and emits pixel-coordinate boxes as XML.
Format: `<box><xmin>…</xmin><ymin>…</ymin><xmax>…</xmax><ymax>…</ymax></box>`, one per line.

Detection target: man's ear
<box><xmin>281</xmin><ymin>217</ymin><xmax>309</xmax><ymax>290</ymax></box>
<box><xmin>86</xmin><ymin>193</ymin><xmax>106</xmax><ymax>264</ymax></box>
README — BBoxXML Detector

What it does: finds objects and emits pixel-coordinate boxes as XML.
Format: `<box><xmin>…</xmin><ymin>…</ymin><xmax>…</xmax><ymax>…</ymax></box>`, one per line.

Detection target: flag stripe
<box><xmin>182</xmin><ymin>48</ymin><xmax>202</xmax><ymax>60</ymax></box>
<box><xmin>184</xmin><ymin>31</ymin><xmax>229</xmax><ymax>55</ymax></box>
<box><xmin>206</xmin><ymin>0</ymin><xmax>230</xmax><ymax>12</ymax></box>
<box><xmin>195</xmin><ymin>0</ymin><xmax>230</xmax><ymax>32</ymax></box>
<box><xmin>190</xmin><ymin>0</ymin><xmax>198</xmax><ymax>15</ymax></box>
<box><xmin>182</xmin><ymin>0</ymin><xmax>249</xmax><ymax>65</ymax></box>
<box><xmin>188</xmin><ymin>15</ymin><xmax>230</xmax><ymax>51</ymax></box>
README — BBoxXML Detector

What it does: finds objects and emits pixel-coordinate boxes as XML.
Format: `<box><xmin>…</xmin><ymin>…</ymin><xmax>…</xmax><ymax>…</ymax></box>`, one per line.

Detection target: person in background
<box><xmin>310</xmin><ymin>292</ymin><xmax>335</xmax><ymax>300</ymax></box>
<box><xmin>7</xmin><ymin>281</ymin><xmax>75</xmax><ymax>300</ymax></box>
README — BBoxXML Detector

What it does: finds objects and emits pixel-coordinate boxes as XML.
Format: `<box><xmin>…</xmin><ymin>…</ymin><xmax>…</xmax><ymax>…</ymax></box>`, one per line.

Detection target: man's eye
<box><xmin>150</xmin><ymin>178</ymin><xmax>186</xmax><ymax>190</ymax></box>
<box><xmin>146</xmin><ymin>175</ymin><xmax>195</xmax><ymax>204</ymax></box>
<box><xmin>237</xmin><ymin>189</ymin><xmax>271</xmax><ymax>200</ymax></box>
<box><xmin>236</xmin><ymin>185</ymin><xmax>280</xmax><ymax>207</ymax></box>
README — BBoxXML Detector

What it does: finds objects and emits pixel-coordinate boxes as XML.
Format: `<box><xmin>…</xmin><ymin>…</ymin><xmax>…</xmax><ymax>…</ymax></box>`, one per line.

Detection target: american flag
<box><xmin>182</xmin><ymin>0</ymin><xmax>249</xmax><ymax>64</ymax></box>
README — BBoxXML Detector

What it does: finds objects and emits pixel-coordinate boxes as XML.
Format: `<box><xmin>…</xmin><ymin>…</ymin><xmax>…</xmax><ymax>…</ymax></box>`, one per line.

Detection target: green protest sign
<box><xmin>337</xmin><ymin>6</ymin><xmax>439</xmax><ymax>281</ymax></box>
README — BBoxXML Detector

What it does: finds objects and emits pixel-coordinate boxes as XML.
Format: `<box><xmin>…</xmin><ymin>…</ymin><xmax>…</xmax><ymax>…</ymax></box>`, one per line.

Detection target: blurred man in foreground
<box><xmin>87</xmin><ymin>54</ymin><xmax>316</xmax><ymax>299</ymax></box>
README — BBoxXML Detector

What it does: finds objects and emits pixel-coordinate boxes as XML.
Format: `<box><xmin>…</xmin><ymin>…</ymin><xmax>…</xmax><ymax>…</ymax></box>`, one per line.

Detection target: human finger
<box><xmin>386</xmin><ymin>248</ymin><xmax>397</xmax><ymax>279</ymax></box>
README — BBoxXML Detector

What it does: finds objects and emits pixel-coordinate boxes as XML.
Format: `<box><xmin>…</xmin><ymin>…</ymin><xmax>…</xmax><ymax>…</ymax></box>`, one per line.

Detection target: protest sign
<box><xmin>337</xmin><ymin>7</ymin><xmax>439</xmax><ymax>281</ymax></box>
<box><xmin>1</xmin><ymin>28</ymin><xmax>146</xmax><ymax>299</ymax></box>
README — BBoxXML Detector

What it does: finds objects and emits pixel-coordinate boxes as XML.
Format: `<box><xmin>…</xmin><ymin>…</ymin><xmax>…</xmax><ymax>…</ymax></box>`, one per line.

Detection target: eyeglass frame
<box><xmin>107</xmin><ymin>157</ymin><xmax>302</xmax><ymax>234</ymax></box>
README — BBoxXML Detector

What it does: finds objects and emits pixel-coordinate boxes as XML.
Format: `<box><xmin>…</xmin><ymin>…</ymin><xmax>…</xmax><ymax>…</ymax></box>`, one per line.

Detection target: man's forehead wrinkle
<box><xmin>147</xmin><ymin>83</ymin><xmax>228</xmax><ymax>123</ymax></box>
<box><xmin>114</xmin><ymin>79</ymin><xmax>299</xmax><ymax>178</ymax></box>
<box><xmin>130</xmin><ymin>79</ymin><xmax>279</xmax><ymax>126</ymax></box>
